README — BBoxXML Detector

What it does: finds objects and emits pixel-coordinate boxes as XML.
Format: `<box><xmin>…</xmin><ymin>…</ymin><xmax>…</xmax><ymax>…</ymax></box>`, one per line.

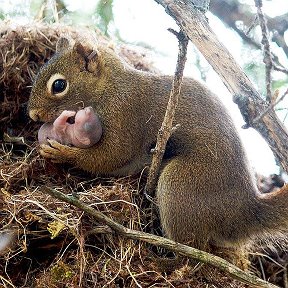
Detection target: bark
<box><xmin>154</xmin><ymin>0</ymin><xmax>288</xmax><ymax>173</ymax></box>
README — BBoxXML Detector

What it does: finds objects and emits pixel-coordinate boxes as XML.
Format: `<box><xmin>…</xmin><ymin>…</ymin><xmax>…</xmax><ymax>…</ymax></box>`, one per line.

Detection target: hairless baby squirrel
<box><xmin>38</xmin><ymin>106</ymin><xmax>102</xmax><ymax>148</ymax></box>
<box><xmin>28</xmin><ymin>35</ymin><xmax>288</xmax><ymax>265</ymax></box>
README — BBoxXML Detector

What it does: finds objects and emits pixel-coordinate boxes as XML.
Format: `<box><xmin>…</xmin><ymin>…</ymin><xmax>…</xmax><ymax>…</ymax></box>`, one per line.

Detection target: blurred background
<box><xmin>1</xmin><ymin>0</ymin><xmax>288</xmax><ymax>175</ymax></box>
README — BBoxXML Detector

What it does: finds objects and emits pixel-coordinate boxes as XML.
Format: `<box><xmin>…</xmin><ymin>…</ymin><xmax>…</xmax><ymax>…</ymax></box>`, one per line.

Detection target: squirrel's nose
<box><xmin>29</xmin><ymin>109</ymin><xmax>40</xmax><ymax>121</ymax></box>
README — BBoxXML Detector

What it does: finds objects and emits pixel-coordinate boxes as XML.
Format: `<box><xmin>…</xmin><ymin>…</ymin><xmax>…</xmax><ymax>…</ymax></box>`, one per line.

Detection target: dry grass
<box><xmin>0</xmin><ymin>21</ymin><xmax>286</xmax><ymax>287</ymax></box>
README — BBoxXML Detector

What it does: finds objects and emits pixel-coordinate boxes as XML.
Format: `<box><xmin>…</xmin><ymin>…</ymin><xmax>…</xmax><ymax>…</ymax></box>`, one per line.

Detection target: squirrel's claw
<box><xmin>40</xmin><ymin>139</ymin><xmax>77</xmax><ymax>163</ymax></box>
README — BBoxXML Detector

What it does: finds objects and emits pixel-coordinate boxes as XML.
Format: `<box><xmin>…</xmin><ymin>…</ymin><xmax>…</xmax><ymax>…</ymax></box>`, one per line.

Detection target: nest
<box><xmin>0</xmin><ymin>21</ymin><xmax>286</xmax><ymax>287</ymax></box>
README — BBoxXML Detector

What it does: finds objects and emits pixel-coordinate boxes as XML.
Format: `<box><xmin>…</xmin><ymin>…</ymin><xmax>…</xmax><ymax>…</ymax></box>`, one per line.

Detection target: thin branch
<box><xmin>273</xmin><ymin>64</ymin><xmax>288</xmax><ymax>75</ymax></box>
<box><xmin>284</xmin><ymin>267</ymin><xmax>288</xmax><ymax>288</ymax></box>
<box><xmin>272</xmin><ymin>30</ymin><xmax>288</xmax><ymax>59</ymax></box>
<box><xmin>42</xmin><ymin>186</ymin><xmax>278</xmax><ymax>288</ymax></box>
<box><xmin>246</xmin><ymin>15</ymin><xmax>258</xmax><ymax>35</ymax></box>
<box><xmin>252</xmin><ymin>89</ymin><xmax>288</xmax><ymax>125</ymax></box>
<box><xmin>145</xmin><ymin>29</ymin><xmax>188</xmax><ymax>197</ymax></box>
<box><xmin>254</xmin><ymin>0</ymin><xmax>273</xmax><ymax>102</ymax></box>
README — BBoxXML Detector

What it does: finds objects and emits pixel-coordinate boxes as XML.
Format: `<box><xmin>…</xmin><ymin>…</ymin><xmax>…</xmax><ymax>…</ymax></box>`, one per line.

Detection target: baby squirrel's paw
<box><xmin>40</xmin><ymin>139</ymin><xmax>78</xmax><ymax>163</ymax></box>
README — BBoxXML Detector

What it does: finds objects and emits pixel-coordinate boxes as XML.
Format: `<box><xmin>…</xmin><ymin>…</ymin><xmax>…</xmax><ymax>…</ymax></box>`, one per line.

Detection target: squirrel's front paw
<box><xmin>40</xmin><ymin>139</ymin><xmax>78</xmax><ymax>163</ymax></box>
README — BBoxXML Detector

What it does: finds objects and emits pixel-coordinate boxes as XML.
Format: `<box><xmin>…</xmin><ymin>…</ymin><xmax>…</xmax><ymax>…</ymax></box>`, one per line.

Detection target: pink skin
<box><xmin>38</xmin><ymin>107</ymin><xmax>102</xmax><ymax>148</ymax></box>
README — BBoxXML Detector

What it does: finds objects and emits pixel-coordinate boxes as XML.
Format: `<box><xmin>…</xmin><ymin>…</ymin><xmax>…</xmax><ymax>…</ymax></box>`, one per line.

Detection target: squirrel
<box><xmin>28</xmin><ymin>36</ymin><xmax>288</xmax><ymax>263</ymax></box>
<box><xmin>38</xmin><ymin>106</ymin><xmax>102</xmax><ymax>148</ymax></box>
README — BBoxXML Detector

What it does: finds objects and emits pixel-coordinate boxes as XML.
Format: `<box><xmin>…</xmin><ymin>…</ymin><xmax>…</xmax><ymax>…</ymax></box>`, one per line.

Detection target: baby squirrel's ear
<box><xmin>74</xmin><ymin>41</ymin><xmax>99</xmax><ymax>74</ymax></box>
<box><xmin>56</xmin><ymin>37</ymin><xmax>74</xmax><ymax>53</ymax></box>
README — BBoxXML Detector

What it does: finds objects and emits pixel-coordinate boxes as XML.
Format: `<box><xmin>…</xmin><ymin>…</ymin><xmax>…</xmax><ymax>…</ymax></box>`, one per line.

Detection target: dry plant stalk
<box><xmin>42</xmin><ymin>186</ymin><xmax>278</xmax><ymax>288</ymax></box>
<box><xmin>145</xmin><ymin>30</ymin><xmax>188</xmax><ymax>197</ymax></box>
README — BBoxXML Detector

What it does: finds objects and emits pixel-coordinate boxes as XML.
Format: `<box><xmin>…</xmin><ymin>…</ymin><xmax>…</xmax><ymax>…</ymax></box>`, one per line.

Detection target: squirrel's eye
<box><xmin>52</xmin><ymin>79</ymin><xmax>67</xmax><ymax>94</ymax></box>
<box><xmin>47</xmin><ymin>73</ymin><xmax>68</xmax><ymax>97</ymax></box>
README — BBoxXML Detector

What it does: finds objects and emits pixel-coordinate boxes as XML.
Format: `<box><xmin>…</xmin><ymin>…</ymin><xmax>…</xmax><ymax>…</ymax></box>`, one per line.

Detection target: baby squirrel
<box><xmin>38</xmin><ymin>106</ymin><xmax>102</xmax><ymax>148</ymax></box>
<box><xmin>29</xmin><ymin>36</ymin><xmax>288</xmax><ymax>258</ymax></box>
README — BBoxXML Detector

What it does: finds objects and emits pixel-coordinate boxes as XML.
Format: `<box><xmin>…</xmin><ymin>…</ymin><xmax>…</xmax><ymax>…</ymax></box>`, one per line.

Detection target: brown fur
<box><xmin>28</xmin><ymin>37</ymin><xmax>288</xmax><ymax>261</ymax></box>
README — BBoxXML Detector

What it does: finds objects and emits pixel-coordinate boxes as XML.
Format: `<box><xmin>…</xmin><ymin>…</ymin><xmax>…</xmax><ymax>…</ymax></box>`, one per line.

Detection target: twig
<box><xmin>255</xmin><ymin>0</ymin><xmax>273</xmax><ymax>102</ymax></box>
<box><xmin>246</xmin><ymin>15</ymin><xmax>259</xmax><ymax>35</ymax></box>
<box><xmin>145</xmin><ymin>29</ymin><xmax>188</xmax><ymax>197</ymax></box>
<box><xmin>272</xmin><ymin>30</ymin><xmax>288</xmax><ymax>59</ymax></box>
<box><xmin>252</xmin><ymin>89</ymin><xmax>288</xmax><ymax>125</ymax></box>
<box><xmin>273</xmin><ymin>64</ymin><xmax>288</xmax><ymax>75</ymax></box>
<box><xmin>0</xmin><ymin>275</ymin><xmax>16</xmax><ymax>288</ymax></box>
<box><xmin>42</xmin><ymin>186</ymin><xmax>278</xmax><ymax>288</ymax></box>
<box><xmin>284</xmin><ymin>266</ymin><xmax>288</xmax><ymax>288</ymax></box>
<box><xmin>85</xmin><ymin>226</ymin><xmax>113</xmax><ymax>236</ymax></box>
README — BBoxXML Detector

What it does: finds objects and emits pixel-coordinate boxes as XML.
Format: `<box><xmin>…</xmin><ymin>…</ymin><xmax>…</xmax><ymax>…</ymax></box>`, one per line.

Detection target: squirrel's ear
<box><xmin>56</xmin><ymin>37</ymin><xmax>73</xmax><ymax>53</ymax></box>
<box><xmin>74</xmin><ymin>42</ymin><xmax>99</xmax><ymax>73</ymax></box>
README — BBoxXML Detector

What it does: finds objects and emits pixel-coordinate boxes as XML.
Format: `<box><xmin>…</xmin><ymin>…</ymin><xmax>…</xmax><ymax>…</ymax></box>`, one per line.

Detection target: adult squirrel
<box><xmin>29</xmin><ymin>36</ymin><xmax>288</xmax><ymax>259</ymax></box>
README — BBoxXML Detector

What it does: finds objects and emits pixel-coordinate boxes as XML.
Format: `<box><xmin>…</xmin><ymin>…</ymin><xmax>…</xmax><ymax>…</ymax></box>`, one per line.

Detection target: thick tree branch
<box><xmin>154</xmin><ymin>0</ymin><xmax>288</xmax><ymax>173</ymax></box>
<box><xmin>42</xmin><ymin>186</ymin><xmax>278</xmax><ymax>288</ymax></box>
<box><xmin>145</xmin><ymin>30</ymin><xmax>188</xmax><ymax>197</ymax></box>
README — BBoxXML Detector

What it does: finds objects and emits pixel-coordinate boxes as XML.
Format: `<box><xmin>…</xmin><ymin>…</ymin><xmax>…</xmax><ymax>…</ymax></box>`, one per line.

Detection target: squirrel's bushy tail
<box><xmin>257</xmin><ymin>184</ymin><xmax>288</xmax><ymax>227</ymax></box>
<box><xmin>216</xmin><ymin>184</ymin><xmax>288</xmax><ymax>248</ymax></box>
<box><xmin>249</xmin><ymin>184</ymin><xmax>288</xmax><ymax>245</ymax></box>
